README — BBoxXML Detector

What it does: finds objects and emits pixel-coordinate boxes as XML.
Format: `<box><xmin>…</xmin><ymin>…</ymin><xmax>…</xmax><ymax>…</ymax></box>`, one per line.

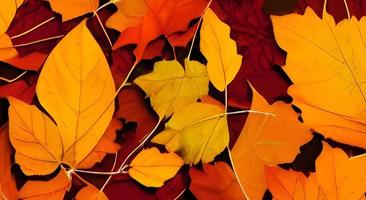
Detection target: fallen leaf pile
<box><xmin>1</xmin><ymin>0</ymin><xmax>366</xmax><ymax>199</ymax></box>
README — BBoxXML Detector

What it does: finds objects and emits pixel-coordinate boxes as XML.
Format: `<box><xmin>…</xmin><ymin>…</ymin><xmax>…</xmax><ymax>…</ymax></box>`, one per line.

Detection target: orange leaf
<box><xmin>76</xmin><ymin>185</ymin><xmax>108</xmax><ymax>200</ymax></box>
<box><xmin>231</xmin><ymin>85</ymin><xmax>312</xmax><ymax>200</ymax></box>
<box><xmin>265</xmin><ymin>166</ymin><xmax>326</xmax><ymax>200</ymax></box>
<box><xmin>18</xmin><ymin>169</ymin><xmax>70</xmax><ymax>200</ymax></box>
<box><xmin>76</xmin><ymin>118</ymin><xmax>121</xmax><ymax>169</ymax></box>
<box><xmin>49</xmin><ymin>0</ymin><xmax>99</xmax><ymax>21</ymax></box>
<box><xmin>189</xmin><ymin>162</ymin><xmax>245</xmax><ymax>200</ymax></box>
<box><xmin>0</xmin><ymin>125</ymin><xmax>18</xmax><ymax>200</ymax></box>
<box><xmin>107</xmin><ymin>0</ymin><xmax>208</xmax><ymax>60</ymax></box>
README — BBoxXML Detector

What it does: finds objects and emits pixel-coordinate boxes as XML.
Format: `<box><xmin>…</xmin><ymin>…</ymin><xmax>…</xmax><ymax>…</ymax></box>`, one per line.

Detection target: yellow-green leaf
<box><xmin>36</xmin><ymin>20</ymin><xmax>115</xmax><ymax>168</ymax></box>
<box><xmin>152</xmin><ymin>102</ymin><xmax>229</xmax><ymax>164</ymax></box>
<box><xmin>200</xmin><ymin>8</ymin><xmax>242</xmax><ymax>91</ymax></box>
<box><xmin>8</xmin><ymin>96</ymin><xmax>62</xmax><ymax>175</ymax></box>
<box><xmin>129</xmin><ymin>147</ymin><xmax>183</xmax><ymax>187</ymax></box>
<box><xmin>134</xmin><ymin>59</ymin><xmax>209</xmax><ymax>118</ymax></box>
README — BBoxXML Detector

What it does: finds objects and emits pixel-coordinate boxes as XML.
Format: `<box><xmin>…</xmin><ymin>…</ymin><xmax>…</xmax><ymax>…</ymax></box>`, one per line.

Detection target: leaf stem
<box><xmin>10</xmin><ymin>17</ymin><xmax>56</xmax><ymax>39</ymax></box>
<box><xmin>0</xmin><ymin>71</ymin><xmax>27</xmax><ymax>83</ymax></box>
<box><xmin>95</xmin><ymin>13</ymin><xmax>113</xmax><ymax>47</ymax></box>
<box><xmin>13</xmin><ymin>35</ymin><xmax>64</xmax><ymax>48</ymax></box>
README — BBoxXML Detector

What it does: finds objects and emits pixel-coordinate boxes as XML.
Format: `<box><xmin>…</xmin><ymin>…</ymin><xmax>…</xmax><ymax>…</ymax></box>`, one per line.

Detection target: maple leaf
<box><xmin>200</xmin><ymin>8</ymin><xmax>242</xmax><ymax>92</ymax></box>
<box><xmin>272</xmin><ymin>8</ymin><xmax>366</xmax><ymax>148</ymax></box>
<box><xmin>49</xmin><ymin>0</ymin><xmax>99</xmax><ymax>21</ymax></box>
<box><xmin>8</xmin><ymin>20</ymin><xmax>115</xmax><ymax>175</ymax></box>
<box><xmin>76</xmin><ymin>185</ymin><xmax>108</xmax><ymax>200</ymax></box>
<box><xmin>265</xmin><ymin>166</ymin><xmax>326</xmax><ymax>200</ymax></box>
<box><xmin>315</xmin><ymin>142</ymin><xmax>366</xmax><ymax>200</ymax></box>
<box><xmin>128</xmin><ymin>147</ymin><xmax>183</xmax><ymax>187</ymax></box>
<box><xmin>106</xmin><ymin>0</ymin><xmax>208</xmax><ymax>60</ymax></box>
<box><xmin>134</xmin><ymin>59</ymin><xmax>209</xmax><ymax>118</ymax></box>
<box><xmin>231</xmin><ymin>85</ymin><xmax>311</xmax><ymax>200</ymax></box>
<box><xmin>189</xmin><ymin>162</ymin><xmax>245</xmax><ymax>200</ymax></box>
<box><xmin>152</xmin><ymin>102</ymin><xmax>229</xmax><ymax>164</ymax></box>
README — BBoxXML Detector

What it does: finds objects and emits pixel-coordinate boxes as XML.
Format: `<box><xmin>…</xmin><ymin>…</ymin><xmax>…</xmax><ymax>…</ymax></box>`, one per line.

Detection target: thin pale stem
<box><xmin>73</xmin><ymin>171</ymin><xmax>92</xmax><ymax>186</ymax></box>
<box><xmin>11</xmin><ymin>17</ymin><xmax>55</xmax><ymax>39</ymax></box>
<box><xmin>93</xmin><ymin>0</ymin><xmax>118</xmax><ymax>16</ymax></box>
<box><xmin>13</xmin><ymin>35</ymin><xmax>64</xmax><ymax>48</ymax></box>
<box><xmin>166</xmin><ymin>35</ymin><xmax>177</xmax><ymax>60</ymax></box>
<box><xmin>0</xmin><ymin>71</ymin><xmax>27</xmax><ymax>83</ymax></box>
<box><xmin>95</xmin><ymin>13</ymin><xmax>113</xmax><ymax>47</ymax></box>
<box><xmin>224</xmin><ymin>87</ymin><xmax>228</xmax><ymax>113</ymax></box>
<box><xmin>343</xmin><ymin>0</ymin><xmax>351</xmax><ymax>20</ymax></box>
<box><xmin>227</xmin><ymin>146</ymin><xmax>249</xmax><ymax>199</ymax></box>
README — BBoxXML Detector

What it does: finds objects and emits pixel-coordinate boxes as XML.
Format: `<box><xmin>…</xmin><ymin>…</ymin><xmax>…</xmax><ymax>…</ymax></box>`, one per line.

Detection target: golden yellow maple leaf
<box><xmin>316</xmin><ymin>142</ymin><xmax>366</xmax><ymax>200</ymax></box>
<box><xmin>76</xmin><ymin>185</ymin><xmax>108</xmax><ymax>200</ymax></box>
<box><xmin>152</xmin><ymin>102</ymin><xmax>229</xmax><ymax>164</ymax></box>
<box><xmin>231</xmin><ymin>85</ymin><xmax>312</xmax><ymax>200</ymax></box>
<box><xmin>49</xmin><ymin>0</ymin><xmax>99</xmax><ymax>21</ymax></box>
<box><xmin>200</xmin><ymin>8</ymin><xmax>242</xmax><ymax>92</ymax></box>
<box><xmin>8</xmin><ymin>20</ymin><xmax>115</xmax><ymax>175</ymax></box>
<box><xmin>134</xmin><ymin>59</ymin><xmax>209</xmax><ymax>118</ymax></box>
<box><xmin>128</xmin><ymin>147</ymin><xmax>183</xmax><ymax>187</ymax></box>
<box><xmin>265</xmin><ymin>166</ymin><xmax>326</xmax><ymax>200</ymax></box>
<box><xmin>271</xmin><ymin>8</ymin><xmax>366</xmax><ymax>149</ymax></box>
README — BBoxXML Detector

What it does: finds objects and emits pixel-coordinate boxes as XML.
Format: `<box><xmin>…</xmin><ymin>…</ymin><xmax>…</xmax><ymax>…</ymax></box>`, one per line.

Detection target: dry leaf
<box><xmin>49</xmin><ymin>0</ymin><xmax>99</xmax><ymax>21</ymax></box>
<box><xmin>231</xmin><ymin>85</ymin><xmax>312</xmax><ymax>200</ymax></box>
<box><xmin>316</xmin><ymin>142</ymin><xmax>366</xmax><ymax>200</ymax></box>
<box><xmin>200</xmin><ymin>8</ymin><xmax>242</xmax><ymax>91</ymax></box>
<box><xmin>36</xmin><ymin>20</ymin><xmax>115</xmax><ymax>168</ymax></box>
<box><xmin>272</xmin><ymin>8</ymin><xmax>366</xmax><ymax>148</ymax></box>
<box><xmin>19</xmin><ymin>169</ymin><xmax>70</xmax><ymax>200</ymax></box>
<box><xmin>152</xmin><ymin>102</ymin><xmax>228</xmax><ymax>164</ymax></box>
<box><xmin>76</xmin><ymin>118</ymin><xmax>121</xmax><ymax>169</ymax></box>
<box><xmin>76</xmin><ymin>185</ymin><xmax>108</xmax><ymax>200</ymax></box>
<box><xmin>265</xmin><ymin>166</ymin><xmax>326</xmax><ymax>200</ymax></box>
<box><xmin>134</xmin><ymin>59</ymin><xmax>209</xmax><ymax>118</ymax></box>
<box><xmin>128</xmin><ymin>147</ymin><xmax>183</xmax><ymax>187</ymax></box>
<box><xmin>189</xmin><ymin>162</ymin><xmax>245</xmax><ymax>200</ymax></box>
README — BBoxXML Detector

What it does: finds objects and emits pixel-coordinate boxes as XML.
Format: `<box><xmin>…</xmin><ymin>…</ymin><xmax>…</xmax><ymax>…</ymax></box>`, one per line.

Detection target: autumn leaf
<box><xmin>36</xmin><ymin>20</ymin><xmax>115</xmax><ymax>168</ymax></box>
<box><xmin>134</xmin><ymin>59</ymin><xmax>209</xmax><ymax>118</ymax></box>
<box><xmin>200</xmin><ymin>8</ymin><xmax>242</xmax><ymax>92</ymax></box>
<box><xmin>271</xmin><ymin>8</ymin><xmax>366</xmax><ymax>148</ymax></box>
<box><xmin>0</xmin><ymin>0</ymin><xmax>23</xmax><ymax>34</ymax></box>
<box><xmin>76</xmin><ymin>185</ymin><xmax>108</xmax><ymax>200</ymax></box>
<box><xmin>18</xmin><ymin>169</ymin><xmax>70</xmax><ymax>200</ymax></box>
<box><xmin>0</xmin><ymin>125</ymin><xmax>18</xmax><ymax>200</ymax></box>
<box><xmin>107</xmin><ymin>0</ymin><xmax>208</xmax><ymax>60</ymax></box>
<box><xmin>152</xmin><ymin>102</ymin><xmax>229</xmax><ymax>164</ymax></box>
<box><xmin>76</xmin><ymin>118</ymin><xmax>121</xmax><ymax>169</ymax></box>
<box><xmin>231</xmin><ymin>85</ymin><xmax>312</xmax><ymax>200</ymax></box>
<box><xmin>265</xmin><ymin>166</ymin><xmax>326</xmax><ymax>200</ymax></box>
<box><xmin>315</xmin><ymin>142</ymin><xmax>366</xmax><ymax>200</ymax></box>
<box><xmin>128</xmin><ymin>147</ymin><xmax>183</xmax><ymax>187</ymax></box>
<box><xmin>8</xmin><ymin>96</ymin><xmax>62</xmax><ymax>175</ymax></box>
<box><xmin>189</xmin><ymin>162</ymin><xmax>245</xmax><ymax>200</ymax></box>
<box><xmin>49</xmin><ymin>0</ymin><xmax>99</xmax><ymax>21</ymax></box>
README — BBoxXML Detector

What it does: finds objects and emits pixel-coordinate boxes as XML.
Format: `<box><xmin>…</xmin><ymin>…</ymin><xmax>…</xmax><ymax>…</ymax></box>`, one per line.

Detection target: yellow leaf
<box><xmin>76</xmin><ymin>185</ymin><xmax>108</xmax><ymax>200</ymax></box>
<box><xmin>49</xmin><ymin>0</ymin><xmax>99</xmax><ymax>21</ymax></box>
<box><xmin>19</xmin><ymin>169</ymin><xmax>70</xmax><ymax>200</ymax></box>
<box><xmin>128</xmin><ymin>147</ymin><xmax>183</xmax><ymax>187</ymax></box>
<box><xmin>106</xmin><ymin>0</ymin><xmax>147</xmax><ymax>34</ymax></box>
<box><xmin>271</xmin><ymin>8</ymin><xmax>366</xmax><ymax>148</ymax></box>
<box><xmin>265</xmin><ymin>166</ymin><xmax>326</xmax><ymax>200</ymax></box>
<box><xmin>152</xmin><ymin>102</ymin><xmax>229</xmax><ymax>164</ymax></box>
<box><xmin>76</xmin><ymin>118</ymin><xmax>121</xmax><ymax>169</ymax></box>
<box><xmin>134</xmin><ymin>59</ymin><xmax>209</xmax><ymax>118</ymax></box>
<box><xmin>8</xmin><ymin>97</ymin><xmax>62</xmax><ymax>175</ymax></box>
<box><xmin>316</xmin><ymin>142</ymin><xmax>366</xmax><ymax>200</ymax></box>
<box><xmin>200</xmin><ymin>8</ymin><xmax>242</xmax><ymax>91</ymax></box>
<box><xmin>231</xmin><ymin>85</ymin><xmax>312</xmax><ymax>200</ymax></box>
